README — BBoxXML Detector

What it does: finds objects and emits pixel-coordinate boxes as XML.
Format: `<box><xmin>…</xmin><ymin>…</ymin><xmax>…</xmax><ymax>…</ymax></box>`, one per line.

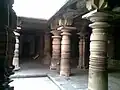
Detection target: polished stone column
<box><xmin>50</xmin><ymin>30</ymin><xmax>61</xmax><ymax>70</ymax></box>
<box><xmin>13</xmin><ymin>31</ymin><xmax>20</xmax><ymax>71</ymax></box>
<box><xmin>59</xmin><ymin>26</ymin><xmax>76</xmax><ymax>76</ymax></box>
<box><xmin>82</xmin><ymin>11</ymin><xmax>112</xmax><ymax>90</ymax></box>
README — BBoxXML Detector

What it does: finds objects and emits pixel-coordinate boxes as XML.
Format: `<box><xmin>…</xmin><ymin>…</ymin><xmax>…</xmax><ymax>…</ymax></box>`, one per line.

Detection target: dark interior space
<box><xmin>22</xmin><ymin>42</ymin><xmax>30</xmax><ymax>58</ymax></box>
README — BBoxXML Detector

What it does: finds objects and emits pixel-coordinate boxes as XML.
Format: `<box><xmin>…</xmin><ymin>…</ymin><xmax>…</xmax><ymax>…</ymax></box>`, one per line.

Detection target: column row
<box><xmin>50</xmin><ymin>26</ymin><xmax>89</xmax><ymax>76</ymax></box>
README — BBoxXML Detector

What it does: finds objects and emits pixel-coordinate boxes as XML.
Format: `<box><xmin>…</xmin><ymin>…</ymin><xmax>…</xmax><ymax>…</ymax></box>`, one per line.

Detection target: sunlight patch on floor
<box><xmin>9</xmin><ymin>77</ymin><xmax>60</xmax><ymax>90</ymax></box>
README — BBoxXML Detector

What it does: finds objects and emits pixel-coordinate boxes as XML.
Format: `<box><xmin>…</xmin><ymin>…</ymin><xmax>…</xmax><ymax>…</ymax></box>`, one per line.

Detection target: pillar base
<box><xmin>60</xmin><ymin>71</ymin><xmax>71</xmax><ymax>77</ymax></box>
<box><xmin>14</xmin><ymin>67</ymin><xmax>20</xmax><ymax>71</ymax></box>
<box><xmin>88</xmin><ymin>70</ymin><xmax>108</xmax><ymax>90</ymax></box>
<box><xmin>50</xmin><ymin>64</ymin><xmax>57</xmax><ymax>70</ymax></box>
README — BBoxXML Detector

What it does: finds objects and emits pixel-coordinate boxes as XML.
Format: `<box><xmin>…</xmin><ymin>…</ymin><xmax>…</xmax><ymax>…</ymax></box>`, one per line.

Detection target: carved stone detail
<box><xmin>86</xmin><ymin>0</ymin><xmax>108</xmax><ymax>10</ymax></box>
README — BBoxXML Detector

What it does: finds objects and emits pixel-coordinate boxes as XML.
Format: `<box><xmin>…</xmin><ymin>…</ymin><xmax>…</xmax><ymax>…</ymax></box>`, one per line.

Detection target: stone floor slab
<box><xmin>9</xmin><ymin>77</ymin><xmax>60</xmax><ymax>90</ymax></box>
<box><xmin>10</xmin><ymin>61</ymin><xmax>120</xmax><ymax>90</ymax></box>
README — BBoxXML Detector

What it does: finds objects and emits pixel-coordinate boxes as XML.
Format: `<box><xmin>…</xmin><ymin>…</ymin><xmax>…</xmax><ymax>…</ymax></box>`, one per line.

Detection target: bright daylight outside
<box><xmin>13</xmin><ymin>0</ymin><xmax>68</xmax><ymax>19</ymax></box>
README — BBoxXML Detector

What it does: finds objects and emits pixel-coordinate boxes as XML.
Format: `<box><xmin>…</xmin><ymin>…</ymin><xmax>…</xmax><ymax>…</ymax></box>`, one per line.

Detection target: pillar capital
<box><xmin>82</xmin><ymin>10</ymin><xmax>114</xmax><ymax>21</ymax></box>
<box><xmin>51</xmin><ymin>30</ymin><xmax>61</xmax><ymax>36</ymax></box>
<box><xmin>58</xmin><ymin>26</ymin><xmax>76</xmax><ymax>31</ymax></box>
<box><xmin>85</xmin><ymin>0</ymin><xmax>120</xmax><ymax>11</ymax></box>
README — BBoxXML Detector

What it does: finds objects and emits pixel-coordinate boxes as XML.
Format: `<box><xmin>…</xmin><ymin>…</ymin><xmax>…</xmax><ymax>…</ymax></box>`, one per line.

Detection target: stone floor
<box><xmin>10</xmin><ymin>77</ymin><xmax>60</xmax><ymax>90</ymax></box>
<box><xmin>10</xmin><ymin>60</ymin><xmax>120</xmax><ymax>90</ymax></box>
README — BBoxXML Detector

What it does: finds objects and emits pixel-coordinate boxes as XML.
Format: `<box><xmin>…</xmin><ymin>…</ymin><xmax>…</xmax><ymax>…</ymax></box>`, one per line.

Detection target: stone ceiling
<box><xmin>48</xmin><ymin>0</ymin><xmax>88</xmax><ymax>25</ymax></box>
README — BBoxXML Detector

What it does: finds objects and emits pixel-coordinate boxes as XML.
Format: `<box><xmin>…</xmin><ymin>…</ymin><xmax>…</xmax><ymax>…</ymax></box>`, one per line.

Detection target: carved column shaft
<box><xmin>83</xmin><ymin>36</ymin><xmax>89</xmax><ymax>69</ymax></box>
<box><xmin>50</xmin><ymin>30</ymin><xmax>61</xmax><ymax>70</ymax></box>
<box><xmin>60</xmin><ymin>26</ymin><xmax>76</xmax><ymax>76</ymax></box>
<box><xmin>82</xmin><ymin>37</ymin><xmax>86</xmax><ymax>68</ymax></box>
<box><xmin>50</xmin><ymin>35</ymin><xmax>61</xmax><ymax>70</ymax></box>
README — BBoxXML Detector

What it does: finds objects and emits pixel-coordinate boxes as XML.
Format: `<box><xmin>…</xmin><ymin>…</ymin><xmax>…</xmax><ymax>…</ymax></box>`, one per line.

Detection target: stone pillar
<box><xmin>50</xmin><ymin>30</ymin><xmax>61</xmax><ymax>70</ymax></box>
<box><xmin>82</xmin><ymin>11</ymin><xmax>113</xmax><ymax>90</ymax></box>
<box><xmin>82</xmin><ymin>37</ymin><xmax>86</xmax><ymax>69</ymax></box>
<box><xmin>13</xmin><ymin>31</ymin><xmax>20</xmax><ymax>71</ymax></box>
<box><xmin>83</xmin><ymin>36</ymin><xmax>89</xmax><ymax>69</ymax></box>
<box><xmin>77</xmin><ymin>35</ymin><xmax>89</xmax><ymax>69</ymax></box>
<box><xmin>84</xmin><ymin>36</ymin><xmax>89</xmax><ymax>69</ymax></box>
<box><xmin>59</xmin><ymin>26</ymin><xmax>76</xmax><ymax>76</ymax></box>
<box><xmin>77</xmin><ymin>36</ymin><xmax>83</xmax><ymax>68</ymax></box>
